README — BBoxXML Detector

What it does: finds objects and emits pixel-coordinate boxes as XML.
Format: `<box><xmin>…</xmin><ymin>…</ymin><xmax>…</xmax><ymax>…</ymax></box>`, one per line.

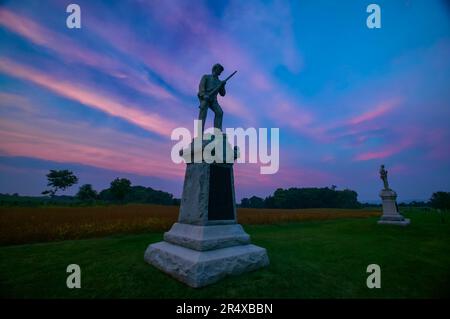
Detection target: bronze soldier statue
<box><xmin>197</xmin><ymin>63</ymin><xmax>236</xmax><ymax>134</ymax></box>
<box><xmin>379</xmin><ymin>164</ymin><xmax>390</xmax><ymax>190</ymax></box>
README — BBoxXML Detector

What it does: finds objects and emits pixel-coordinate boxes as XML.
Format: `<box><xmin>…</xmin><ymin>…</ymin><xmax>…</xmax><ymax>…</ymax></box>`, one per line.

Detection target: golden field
<box><xmin>0</xmin><ymin>205</ymin><xmax>380</xmax><ymax>245</ymax></box>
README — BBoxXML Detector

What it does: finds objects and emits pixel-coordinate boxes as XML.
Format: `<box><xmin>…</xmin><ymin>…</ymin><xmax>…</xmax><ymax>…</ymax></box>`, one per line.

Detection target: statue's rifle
<box><xmin>198</xmin><ymin>70</ymin><xmax>237</xmax><ymax>104</ymax></box>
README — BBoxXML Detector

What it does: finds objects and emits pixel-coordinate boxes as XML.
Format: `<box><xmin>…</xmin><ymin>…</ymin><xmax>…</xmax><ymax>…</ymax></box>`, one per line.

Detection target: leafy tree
<box><xmin>430</xmin><ymin>192</ymin><xmax>450</xmax><ymax>210</ymax></box>
<box><xmin>42</xmin><ymin>169</ymin><xmax>78</xmax><ymax>197</ymax></box>
<box><xmin>76</xmin><ymin>184</ymin><xmax>98</xmax><ymax>201</ymax></box>
<box><xmin>110</xmin><ymin>178</ymin><xmax>131</xmax><ymax>201</ymax></box>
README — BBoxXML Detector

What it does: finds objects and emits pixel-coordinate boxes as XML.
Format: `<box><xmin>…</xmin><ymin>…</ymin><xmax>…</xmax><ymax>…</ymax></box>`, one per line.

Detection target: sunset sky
<box><xmin>1</xmin><ymin>0</ymin><xmax>449</xmax><ymax>202</ymax></box>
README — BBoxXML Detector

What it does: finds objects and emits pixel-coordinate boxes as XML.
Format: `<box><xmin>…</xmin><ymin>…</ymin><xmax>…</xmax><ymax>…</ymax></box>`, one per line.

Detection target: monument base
<box><xmin>145</xmin><ymin>135</ymin><xmax>269</xmax><ymax>287</ymax></box>
<box><xmin>377</xmin><ymin>218</ymin><xmax>410</xmax><ymax>226</ymax></box>
<box><xmin>144</xmin><ymin>241</ymin><xmax>269</xmax><ymax>288</ymax></box>
<box><xmin>378</xmin><ymin>188</ymin><xmax>410</xmax><ymax>226</ymax></box>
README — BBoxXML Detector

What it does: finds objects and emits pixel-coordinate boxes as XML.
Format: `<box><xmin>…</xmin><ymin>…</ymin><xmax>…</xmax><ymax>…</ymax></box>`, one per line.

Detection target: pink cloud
<box><xmin>82</xmin><ymin>8</ymin><xmax>198</xmax><ymax>94</ymax></box>
<box><xmin>351</xmin><ymin>122</ymin><xmax>448</xmax><ymax>163</ymax></box>
<box><xmin>353</xmin><ymin>135</ymin><xmax>415</xmax><ymax>161</ymax></box>
<box><xmin>0</xmin><ymin>8</ymin><xmax>49</xmax><ymax>46</ymax></box>
<box><xmin>347</xmin><ymin>98</ymin><xmax>402</xmax><ymax>126</ymax></box>
<box><xmin>270</xmin><ymin>101</ymin><xmax>314</xmax><ymax>129</ymax></box>
<box><xmin>263</xmin><ymin>96</ymin><xmax>399</xmax><ymax>145</ymax></box>
<box><xmin>0</xmin><ymin>99</ymin><xmax>185</xmax><ymax>180</ymax></box>
<box><xmin>0</xmin><ymin>8</ymin><xmax>176</xmax><ymax>102</ymax></box>
<box><xmin>291</xmin><ymin>97</ymin><xmax>405</xmax><ymax>146</ymax></box>
<box><xmin>0</xmin><ymin>57</ymin><xmax>179</xmax><ymax>137</ymax></box>
<box><xmin>82</xmin><ymin>1</ymin><xmax>281</xmax><ymax>124</ymax></box>
<box><xmin>354</xmin><ymin>150</ymin><xmax>395</xmax><ymax>161</ymax></box>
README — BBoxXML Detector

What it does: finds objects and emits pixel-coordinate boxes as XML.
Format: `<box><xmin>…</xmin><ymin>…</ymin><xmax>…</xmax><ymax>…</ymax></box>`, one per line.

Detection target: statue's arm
<box><xmin>219</xmin><ymin>84</ymin><xmax>226</xmax><ymax>97</ymax></box>
<box><xmin>198</xmin><ymin>75</ymin><xmax>207</xmax><ymax>97</ymax></box>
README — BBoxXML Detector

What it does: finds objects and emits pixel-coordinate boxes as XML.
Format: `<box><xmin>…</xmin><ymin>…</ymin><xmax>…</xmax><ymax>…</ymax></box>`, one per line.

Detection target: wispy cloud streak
<box><xmin>0</xmin><ymin>57</ymin><xmax>178</xmax><ymax>136</ymax></box>
<box><xmin>0</xmin><ymin>8</ymin><xmax>177</xmax><ymax>102</ymax></box>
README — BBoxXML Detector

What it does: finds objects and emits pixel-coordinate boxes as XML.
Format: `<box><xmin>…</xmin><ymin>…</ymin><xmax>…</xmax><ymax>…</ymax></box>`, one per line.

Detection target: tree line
<box><xmin>240</xmin><ymin>187</ymin><xmax>450</xmax><ymax>210</ymax></box>
<box><xmin>240</xmin><ymin>187</ymin><xmax>360</xmax><ymax>209</ymax></box>
<box><xmin>0</xmin><ymin>169</ymin><xmax>178</xmax><ymax>206</ymax></box>
<box><xmin>1</xmin><ymin>169</ymin><xmax>450</xmax><ymax>209</ymax></box>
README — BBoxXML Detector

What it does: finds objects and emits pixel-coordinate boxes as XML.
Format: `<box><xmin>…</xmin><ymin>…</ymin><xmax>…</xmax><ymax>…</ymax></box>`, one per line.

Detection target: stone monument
<box><xmin>377</xmin><ymin>164</ymin><xmax>410</xmax><ymax>226</ymax></box>
<box><xmin>144</xmin><ymin>65</ymin><xmax>269</xmax><ymax>288</ymax></box>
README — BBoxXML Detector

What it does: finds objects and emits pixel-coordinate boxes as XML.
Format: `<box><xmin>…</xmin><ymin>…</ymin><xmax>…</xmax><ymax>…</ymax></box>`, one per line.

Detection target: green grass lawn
<box><xmin>1</xmin><ymin>209</ymin><xmax>449</xmax><ymax>298</ymax></box>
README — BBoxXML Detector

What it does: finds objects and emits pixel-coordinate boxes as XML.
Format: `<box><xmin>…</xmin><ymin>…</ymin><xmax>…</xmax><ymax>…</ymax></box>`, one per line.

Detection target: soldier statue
<box><xmin>379</xmin><ymin>164</ymin><xmax>390</xmax><ymax>190</ymax></box>
<box><xmin>197</xmin><ymin>63</ymin><xmax>236</xmax><ymax>134</ymax></box>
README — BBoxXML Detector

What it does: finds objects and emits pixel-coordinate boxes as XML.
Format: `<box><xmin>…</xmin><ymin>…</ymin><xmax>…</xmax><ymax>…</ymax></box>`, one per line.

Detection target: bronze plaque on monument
<box><xmin>208</xmin><ymin>164</ymin><xmax>234</xmax><ymax>220</ymax></box>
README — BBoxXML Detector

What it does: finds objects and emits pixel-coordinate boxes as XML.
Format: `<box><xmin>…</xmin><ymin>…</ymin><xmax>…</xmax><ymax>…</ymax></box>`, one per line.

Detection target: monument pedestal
<box><xmin>145</xmin><ymin>136</ymin><xmax>269</xmax><ymax>288</ymax></box>
<box><xmin>145</xmin><ymin>240</ymin><xmax>268</xmax><ymax>288</ymax></box>
<box><xmin>378</xmin><ymin>189</ymin><xmax>410</xmax><ymax>226</ymax></box>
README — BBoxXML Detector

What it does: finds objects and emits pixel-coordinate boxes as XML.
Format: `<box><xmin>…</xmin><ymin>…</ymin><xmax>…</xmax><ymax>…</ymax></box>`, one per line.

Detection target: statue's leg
<box><xmin>210</xmin><ymin>101</ymin><xmax>223</xmax><ymax>131</ymax></box>
<box><xmin>198</xmin><ymin>101</ymin><xmax>208</xmax><ymax>134</ymax></box>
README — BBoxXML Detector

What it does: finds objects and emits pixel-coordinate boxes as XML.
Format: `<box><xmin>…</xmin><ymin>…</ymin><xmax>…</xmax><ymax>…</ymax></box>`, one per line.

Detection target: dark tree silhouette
<box><xmin>242</xmin><ymin>187</ymin><xmax>360</xmax><ymax>209</ymax></box>
<box><xmin>42</xmin><ymin>169</ymin><xmax>78</xmax><ymax>197</ymax></box>
<box><xmin>76</xmin><ymin>184</ymin><xmax>98</xmax><ymax>201</ymax></box>
<box><xmin>240</xmin><ymin>196</ymin><xmax>265</xmax><ymax>208</ymax></box>
<box><xmin>109</xmin><ymin>178</ymin><xmax>131</xmax><ymax>201</ymax></box>
<box><xmin>430</xmin><ymin>192</ymin><xmax>450</xmax><ymax>210</ymax></box>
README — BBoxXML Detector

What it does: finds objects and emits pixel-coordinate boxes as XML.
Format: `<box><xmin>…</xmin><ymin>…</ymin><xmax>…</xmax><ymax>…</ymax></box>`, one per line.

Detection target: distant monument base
<box><xmin>378</xmin><ymin>218</ymin><xmax>410</xmax><ymax>226</ymax></box>
<box><xmin>144</xmin><ymin>134</ymin><xmax>269</xmax><ymax>288</ymax></box>
<box><xmin>378</xmin><ymin>189</ymin><xmax>410</xmax><ymax>226</ymax></box>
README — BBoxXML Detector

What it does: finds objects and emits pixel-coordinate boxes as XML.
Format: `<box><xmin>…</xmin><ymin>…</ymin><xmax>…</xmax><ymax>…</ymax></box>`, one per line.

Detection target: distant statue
<box><xmin>197</xmin><ymin>63</ymin><xmax>237</xmax><ymax>134</ymax></box>
<box><xmin>379</xmin><ymin>164</ymin><xmax>390</xmax><ymax>190</ymax></box>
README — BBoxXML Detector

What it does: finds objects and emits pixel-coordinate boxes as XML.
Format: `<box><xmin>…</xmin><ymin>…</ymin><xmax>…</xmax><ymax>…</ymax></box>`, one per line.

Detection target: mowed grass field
<box><xmin>0</xmin><ymin>206</ymin><xmax>449</xmax><ymax>298</ymax></box>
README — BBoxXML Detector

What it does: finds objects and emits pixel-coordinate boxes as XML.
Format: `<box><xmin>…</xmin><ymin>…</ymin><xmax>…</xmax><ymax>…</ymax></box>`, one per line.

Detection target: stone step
<box><xmin>164</xmin><ymin>223</ymin><xmax>251</xmax><ymax>251</ymax></box>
